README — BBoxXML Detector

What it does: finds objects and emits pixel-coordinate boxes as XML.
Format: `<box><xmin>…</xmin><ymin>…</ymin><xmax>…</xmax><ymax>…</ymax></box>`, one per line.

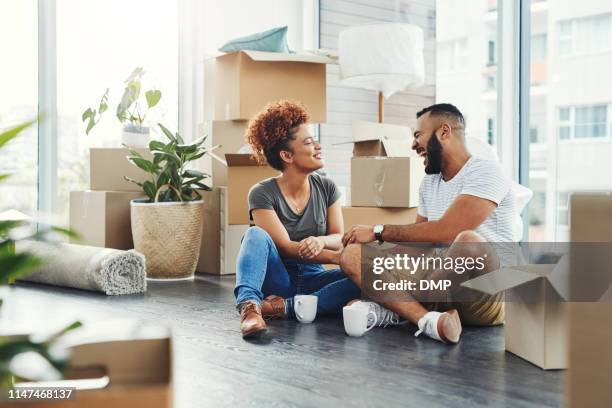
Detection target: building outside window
<box><xmin>558</xmin><ymin>13</ymin><xmax>612</xmax><ymax>56</ymax></box>
<box><xmin>557</xmin><ymin>105</ymin><xmax>609</xmax><ymax>140</ymax></box>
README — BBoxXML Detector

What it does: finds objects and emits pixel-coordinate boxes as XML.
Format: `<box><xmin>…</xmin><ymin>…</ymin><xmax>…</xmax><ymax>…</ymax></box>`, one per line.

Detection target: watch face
<box><xmin>374</xmin><ymin>225</ymin><xmax>383</xmax><ymax>234</ymax></box>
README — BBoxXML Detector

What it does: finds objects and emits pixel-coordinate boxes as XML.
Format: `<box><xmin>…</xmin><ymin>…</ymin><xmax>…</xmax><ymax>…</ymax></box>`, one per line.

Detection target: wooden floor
<box><xmin>8</xmin><ymin>276</ymin><xmax>563</xmax><ymax>408</ymax></box>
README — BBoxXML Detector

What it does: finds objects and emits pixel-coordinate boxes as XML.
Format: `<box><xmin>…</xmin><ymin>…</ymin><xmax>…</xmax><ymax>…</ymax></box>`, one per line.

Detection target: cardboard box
<box><xmin>70</xmin><ymin>191</ymin><xmax>145</xmax><ymax>250</ymax></box>
<box><xmin>462</xmin><ymin>259</ymin><xmax>569</xmax><ymax>369</ymax></box>
<box><xmin>223</xmin><ymin>153</ymin><xmax>278</xmax><ymax>225</ymax></box>
<box><xmin>337</xmin><ymin>121</ymin><xmax>414</xmax><ymax>157</ymax></box>
<box><xmin>90</xmin><ymin>148</ymin><xmax>152</xmax><ymax>192</ymax></box>
<box><xmin>197</xmin><ymin>120</ymin><xmax>248</xmax><ymax>186</ymax></box>
<box><xmin>342</xmin><ymin>206</ymin><xmax>417</xmax><ymax>232</ymax></box>
<box><xmin>7</xmin><ymin>320</ymin><xmax>172</xmax><ymax>408</ymax></box>
<box><xmin>196</xmin><ymin>187</ymin><xmax>249</xmax><ymax>275</ymax></box>
<box><xmin>567</xmin><ymin>193</ymin><xmax>612</xmax><ymax>407</ymax></box>
<box><xmin>351</xmin><ymin>156</ymin><xmax>423</xmax><ymax>208</ymax></box>
<box><xmin>204</xmin><ymin>50</ymin><xmax>332</xmax><ymax>122</ymax></box>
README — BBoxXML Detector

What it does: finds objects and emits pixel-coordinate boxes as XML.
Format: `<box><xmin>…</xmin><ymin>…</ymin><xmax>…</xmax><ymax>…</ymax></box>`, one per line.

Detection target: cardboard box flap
<box><xmin>241</xmin><ymin>50</ymin><xmax>335</xmax><ymax>64</ymax></box>
<box><xmin>225</xmin><ymin>153</ymin><xmax>264</xmax><ymax>167</ymax></box>
<box><xmin>335</xmin><ymin>121</ymin><xmax>414</xmax><ymax>157</ymax></box>
<box><xmin>546</xmin><ymin>254</ymin><xmax>570</xmax><ymax>301</ymax></box>
<box><xmin>462</xmin><ymin>258</ymin><xmax>570</xmax><ymax>300</ymax></box>
<box><xmin>461</xmin><ymin>267</ymin><xmax>542</xmax><ymax>295</ymax></box>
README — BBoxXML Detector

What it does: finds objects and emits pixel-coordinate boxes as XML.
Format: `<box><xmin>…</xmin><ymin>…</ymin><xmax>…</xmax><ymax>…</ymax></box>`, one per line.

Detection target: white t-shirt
<box><xmin>418</xmin><ymin>156</ymin><xmax>516</xmax><ymax>242</ymax></box>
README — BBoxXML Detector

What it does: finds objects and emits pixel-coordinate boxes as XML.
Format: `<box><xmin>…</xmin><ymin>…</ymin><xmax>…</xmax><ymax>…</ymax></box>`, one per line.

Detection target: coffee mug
<box><xmin>295</xmin><ymin>295</ymin><xmax>317</xmax><ymax>323</ymax></box>
<box><xmin>343</xmin><ymin>304</ymin><xmax>377</xmax><ymax>337</ymax></box>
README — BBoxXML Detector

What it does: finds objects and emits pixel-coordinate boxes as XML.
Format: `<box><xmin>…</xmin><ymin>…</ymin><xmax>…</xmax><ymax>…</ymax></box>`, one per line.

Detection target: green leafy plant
<box><xmin>82</xmin><ymin>67</ymin><xmax>162</xmax><ymax>135</ymax></box>
<box><xmin>81</xmin><ymin>89</ymin><xmax>109</xmax><ymax>135</ymax></box>
<box><xmin>0</xmin><ymin>120</ymin><xmax>81</xmax><ymax>389</ymax></box>
<box><xmin>125</xmin><ymin>123</ymin><xmax>216</xmax><ymax>202</ymax></box>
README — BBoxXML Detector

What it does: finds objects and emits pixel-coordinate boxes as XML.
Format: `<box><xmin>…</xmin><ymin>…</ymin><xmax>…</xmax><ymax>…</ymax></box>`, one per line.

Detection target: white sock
<box><xmin>415</xmin><ymin>311</ymin><xmax>442</xmax><ymax>342</ymax></box>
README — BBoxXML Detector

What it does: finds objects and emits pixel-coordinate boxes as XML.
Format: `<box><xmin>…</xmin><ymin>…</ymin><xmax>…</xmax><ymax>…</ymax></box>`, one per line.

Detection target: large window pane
<box><xmin>55</xmin><ymin>0</ymin><xmax>178</xmax><ymax>224</ymax></box>
<box><xmin>437</xmin><ymin>0</ymin><xmax>498</xmax><ymax>147</ymax></box>
<box><xmin>528</xmin><ymin>0</ymin><xmax>612</xmax><ymax>241</ymax></box>
<box><xmin>0</xmin><ymin>1</ymin><xmax>38</xmax><ymax>216</ymax></box>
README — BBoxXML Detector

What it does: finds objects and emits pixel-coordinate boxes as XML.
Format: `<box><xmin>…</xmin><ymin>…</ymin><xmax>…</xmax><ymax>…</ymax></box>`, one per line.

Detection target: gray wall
<box><xmin>319</xmin><ymin>0</ymin><xmax>436</xmax><ymax>188</ymax></box>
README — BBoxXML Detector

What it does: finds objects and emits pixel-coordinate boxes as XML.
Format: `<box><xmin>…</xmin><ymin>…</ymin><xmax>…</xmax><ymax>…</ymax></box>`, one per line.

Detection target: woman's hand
<box><xmin>298</xmin><ymin>236</ymin><xmax>325</xmax><ymax>259</ymax></box>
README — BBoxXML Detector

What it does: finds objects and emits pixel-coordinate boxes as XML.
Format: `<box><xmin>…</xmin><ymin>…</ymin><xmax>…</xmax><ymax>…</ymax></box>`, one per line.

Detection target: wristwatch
<box><xmin>373</xmin><ymin>224</ymin><xmax>385</xmax><ymax>244</ymax></box>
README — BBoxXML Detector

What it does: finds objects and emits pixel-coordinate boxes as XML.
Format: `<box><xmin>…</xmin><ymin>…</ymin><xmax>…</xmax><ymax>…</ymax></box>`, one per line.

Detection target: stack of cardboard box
<box><xmin>70</xmin><ymin>148</ymin><xmax>150</xmax><ymax>250</ymax></box>
<box><xmin>342</xmin><ymin>121</ymin><xmax>423</xmax><ymax>232</ymax></box>
<box><xmin>195</xmin><ymin>50</ymin><xmax>333</xmax><ymax>275</ymax></box>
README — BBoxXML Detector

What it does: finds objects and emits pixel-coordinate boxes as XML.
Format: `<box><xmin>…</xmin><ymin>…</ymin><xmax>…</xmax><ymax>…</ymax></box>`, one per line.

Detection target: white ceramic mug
<box><xmin>343</xmin><ymin>304</ymin><xmax>377</xmax><ymax>337</ymax></box>
<box><xmin>294</xmin><ymin>295</ymin><xmax>318</xmax><ymax>323</ymax></box>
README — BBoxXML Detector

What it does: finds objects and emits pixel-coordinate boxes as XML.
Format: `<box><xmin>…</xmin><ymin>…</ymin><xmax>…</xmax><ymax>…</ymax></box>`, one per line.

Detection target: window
<box><xmin>558</xmin><ymin>107</ymin><xmax>571</xmax><ymax>140</ymax></box>
<box><xmin>575</xmin><ymin>105</ymin><xmax>607</xmax><ymax>138</ymax></box>
<box><xmin>557</xmin><ymin>105</ymin><xmax>609</xmax><ymax>140</ymax></box>
<box><xmin>558</xmin><ymin>14</ymin><xmax>612</xmax><ymax>56</ymax></box>
<box><xmin>487</xmin><ymin>40</ymin><xmax>496</xmax><ymax>66</ymax></box>
<box><xmin>531</xmin><ymin>34</ymin><xmax>547</xmax><ymax>62</ymax></box>
<box><xmin>55</xmin><ymin>0</ymin><xmax>179</xmax><ymax>223</ymax></box>
<box><xmin>556</xmin><ymin>192</ymin><xmax>570</xmax><ymax>226</ymax></box>
<box><xmin>529</xmin><ymin>1</ymin><xmax>612</xmax><ymax>241</ymax></box>
<box><xmin>436</xmin><ymin>1</ymin><xmax>499</xmax><ymax>148</ymax></box>
<box><xmin>487</xmin><ymin>118</ymin><xmax>495</xmax><ymax>145</ymax></box>
<box><xmin>0</xmin><ymin>0</ymin><xmax>38</xmax><ymax>215</ymax></box>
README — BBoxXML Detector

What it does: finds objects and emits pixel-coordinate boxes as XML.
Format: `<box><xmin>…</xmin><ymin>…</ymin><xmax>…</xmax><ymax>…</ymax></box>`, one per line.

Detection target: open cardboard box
<box><xmin>462</xmin><ymin>256</ymin><xmax>569</xmax><ymax>369</ymax></box>
<box><xmin>337</xmin><ymin>121</ymin><xmax>414</xmax><ymax>157</ymax></box>
<box><xmin>6</xmin><ymin>320</ymin><xmax>172</xmax><ymax>408</ymax></box>
<box><xmin>204</xmin><ymin>50</ymin><xmax>333</xmax><ymax>122</ymax></box>
<box><xmin>344</xmin><ymin>121</ymin><xmax>423</xmax><ymax>208</ymax></box>
<box><xmin>196</xmin><ymin>120</ymin><xmax>249</xmax><ymax>187</ymax></box>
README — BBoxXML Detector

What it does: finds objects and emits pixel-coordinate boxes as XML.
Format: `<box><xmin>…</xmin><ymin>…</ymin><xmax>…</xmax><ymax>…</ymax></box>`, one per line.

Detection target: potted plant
<box><xmin>82</xmin><ymin>67</ymin><xmax>162</xmax><ymax>148</ymax></box>
<box><xmin>125</xmin><ymin>123</ymin><xmax>214</xmax><ymax>280</ymax></box>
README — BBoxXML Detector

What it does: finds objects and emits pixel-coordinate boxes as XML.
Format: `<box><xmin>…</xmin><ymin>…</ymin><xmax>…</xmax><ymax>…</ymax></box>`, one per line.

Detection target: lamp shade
<box><xmin>339</xmin><ymin>23</ymin><xmax>425</xmax><ymax>97</ymax></box>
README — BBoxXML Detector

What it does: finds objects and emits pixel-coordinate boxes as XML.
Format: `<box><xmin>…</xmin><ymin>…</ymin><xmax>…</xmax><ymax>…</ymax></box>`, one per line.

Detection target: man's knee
<box><xmin>451</xmin><ymin>230</ymin><xmax>499</xmax><ymax>272</ymax></box>
<box><xmin>453</xmin><ymin>230</ymin><xmax>485</xmax><ymax>243</ymax></box>
<box><xmin>339</xmin><ymin>244</ymin><xmax>361</xmax><ymax>280</ymax></box>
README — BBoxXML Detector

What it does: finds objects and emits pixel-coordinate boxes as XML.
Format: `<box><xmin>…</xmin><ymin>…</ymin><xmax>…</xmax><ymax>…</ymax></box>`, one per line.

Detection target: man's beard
<box><xmin>425</xmin><ymin>132</ymin><xmax>443</xmax><ymax>174</ymax></box>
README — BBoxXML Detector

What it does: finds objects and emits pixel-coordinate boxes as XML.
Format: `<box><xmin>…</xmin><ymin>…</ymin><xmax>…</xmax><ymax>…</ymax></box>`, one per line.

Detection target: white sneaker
<box><xmin>354</xmin><ymin>300</ymin><xmax>406</xmax><ymax>328</ymax></box>
<box><xmin>415</xmin><ymin>310</ymin><xmax>462</xmax><ymax>344</ymax></box>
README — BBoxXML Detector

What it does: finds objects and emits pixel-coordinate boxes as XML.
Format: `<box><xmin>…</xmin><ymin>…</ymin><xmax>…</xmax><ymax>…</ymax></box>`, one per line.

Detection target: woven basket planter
<box><xmin>130</xmin><ymin>199</ymin><xmax>204</xmax><ymax>280</ymax></box>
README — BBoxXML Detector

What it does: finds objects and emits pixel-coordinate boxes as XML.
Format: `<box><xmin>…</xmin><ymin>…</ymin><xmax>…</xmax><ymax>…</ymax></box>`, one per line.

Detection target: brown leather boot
<box><xmin>261</xmin><ymin>295</ymin><xmax>287</xmax><ymax>319</ymax></box>
<box><xmin>239</xmin><ymin>301</ymin><xmax>267</xmax><ymax>338</ymax></box>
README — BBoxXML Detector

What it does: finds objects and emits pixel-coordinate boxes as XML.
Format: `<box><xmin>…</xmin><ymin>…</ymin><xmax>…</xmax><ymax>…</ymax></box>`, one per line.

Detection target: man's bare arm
<box><xmin>382</xmin><ymin>194</ymin><xmax>496</xmax><ymax>243</ymax></box>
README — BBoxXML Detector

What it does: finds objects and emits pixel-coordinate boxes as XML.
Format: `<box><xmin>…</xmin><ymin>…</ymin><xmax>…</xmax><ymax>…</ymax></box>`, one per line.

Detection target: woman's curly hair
<box><xmin>245</xmin><ymin>100</ymin><xmax>310</xmax><ymax>171</ymax></box>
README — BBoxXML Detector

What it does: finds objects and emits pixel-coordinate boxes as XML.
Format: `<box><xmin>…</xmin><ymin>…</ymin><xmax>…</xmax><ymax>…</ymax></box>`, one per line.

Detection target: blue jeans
<box><xmin>234</xmin><ymin>226</ymin><xmax>360</xmax><ymax>318</ymax></box>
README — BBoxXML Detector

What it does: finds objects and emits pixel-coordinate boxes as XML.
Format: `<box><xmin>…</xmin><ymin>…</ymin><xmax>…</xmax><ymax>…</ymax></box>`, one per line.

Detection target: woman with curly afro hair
<box><xmin>234</xmin><ymin>100</ymin><xmax>360</xmax><ymax>338</ymax></box>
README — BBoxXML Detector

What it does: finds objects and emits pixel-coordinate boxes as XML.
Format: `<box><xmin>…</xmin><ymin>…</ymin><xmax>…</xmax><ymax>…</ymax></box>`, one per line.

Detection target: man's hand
<box><xmin>342</xmin><ymin>225</ymin><xmax>375</xmax><ymax>246</ymax></box>
<box><xmin>298</xmin><ymin>236</ymin><xmax>325</xmax><ymax>259</ymax></box>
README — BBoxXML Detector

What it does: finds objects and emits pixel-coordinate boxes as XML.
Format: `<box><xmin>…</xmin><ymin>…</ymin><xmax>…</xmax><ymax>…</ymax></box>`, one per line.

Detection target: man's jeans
<box><xmin>234</xmin><ymin>226</ymin><xmax>360</xmax><ymax>318</ymax></box>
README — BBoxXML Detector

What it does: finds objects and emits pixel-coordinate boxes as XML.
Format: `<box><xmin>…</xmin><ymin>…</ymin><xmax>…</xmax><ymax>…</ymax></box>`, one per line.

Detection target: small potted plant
<box><xmin>126</xmin><ymin>123</ymin><xmax>214</xmax><ymax>280</ymax></box>
<box><xmin>82</xmin><ymin>67</ymin><xmax>162</xmax><ymax>148</ymax></box>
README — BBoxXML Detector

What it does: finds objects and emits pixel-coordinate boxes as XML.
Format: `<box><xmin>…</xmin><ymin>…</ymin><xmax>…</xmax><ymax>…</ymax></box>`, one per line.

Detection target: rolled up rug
<box><xmin>16</xmin><ymin>241</ymin><xmax>146</xmax><ymax>295</ymax></box>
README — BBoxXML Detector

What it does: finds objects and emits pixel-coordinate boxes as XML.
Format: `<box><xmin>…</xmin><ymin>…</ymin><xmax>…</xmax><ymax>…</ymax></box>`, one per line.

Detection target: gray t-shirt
<box><xmin>248</xmin><ymin>173</ymin><xmax>341</xmax><ymax>242</ymax></box>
